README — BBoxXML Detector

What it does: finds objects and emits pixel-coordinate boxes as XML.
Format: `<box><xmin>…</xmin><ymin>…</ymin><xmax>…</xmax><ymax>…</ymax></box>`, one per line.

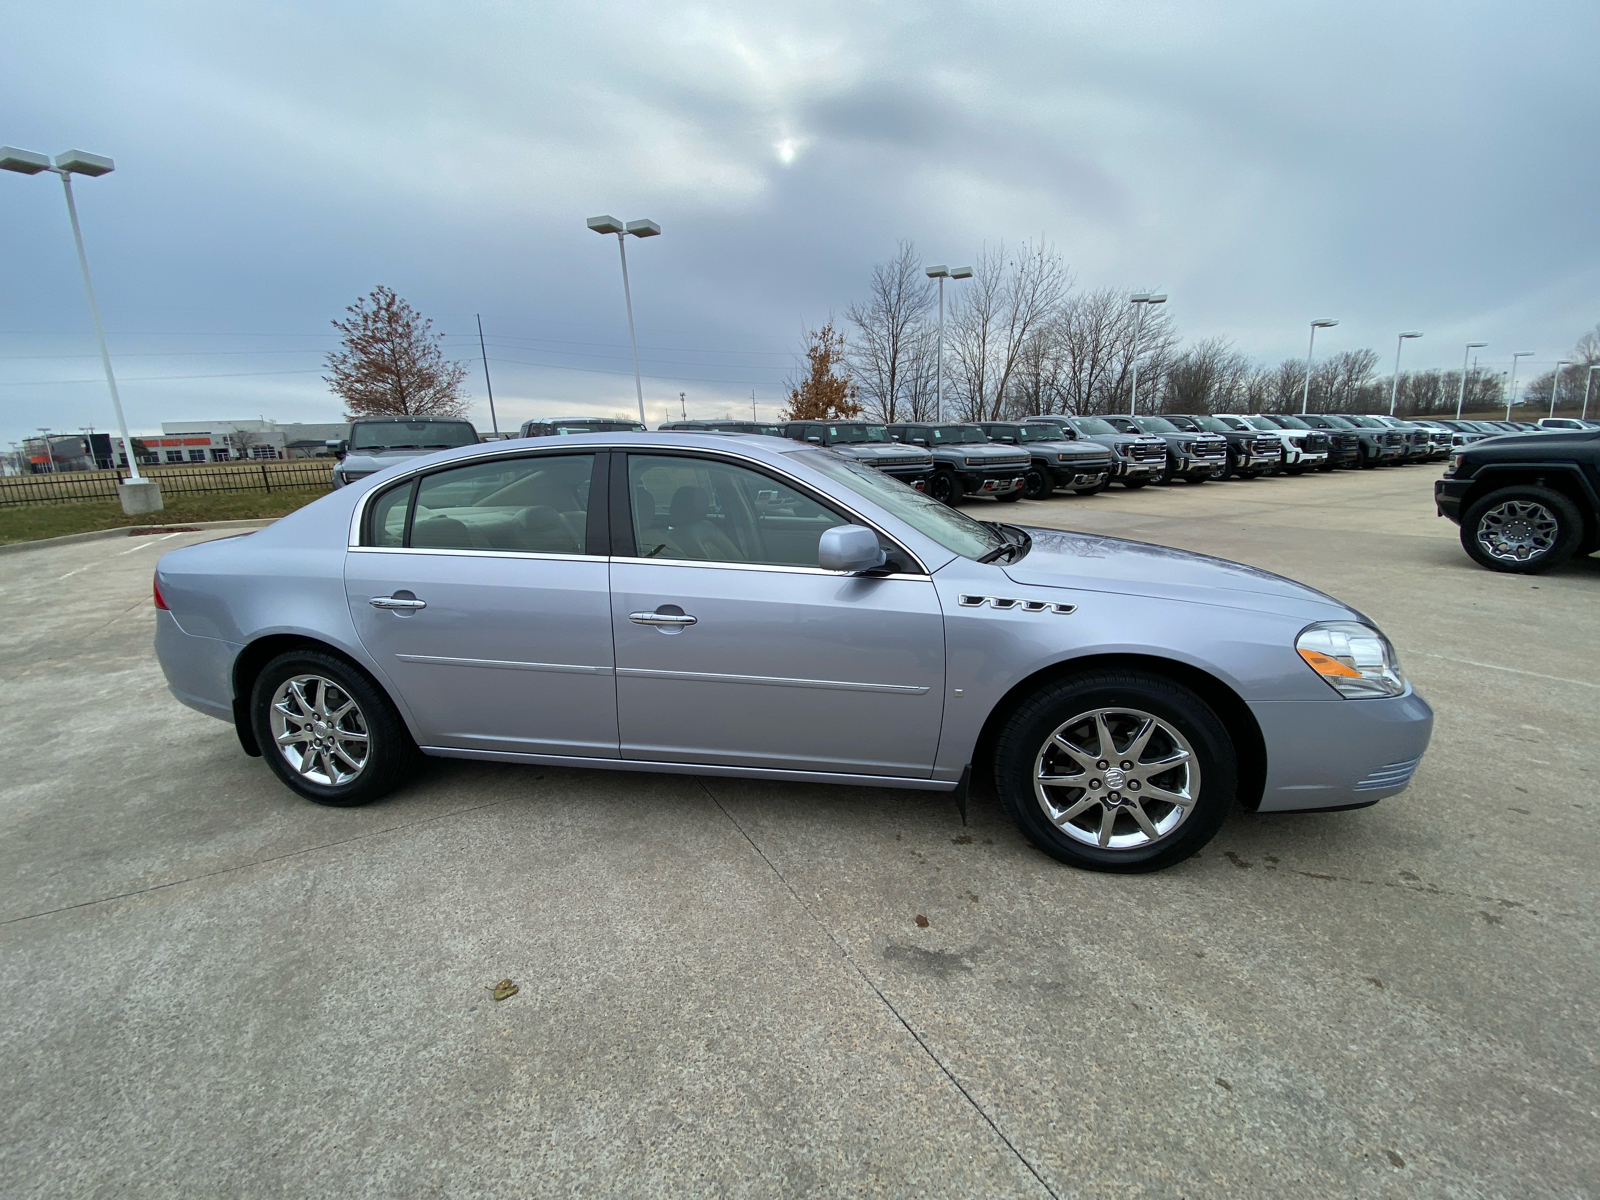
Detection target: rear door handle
<box><xmin>628</xmin><ymin>611</ymin><xmax>696</xmax><ymax>627</ymax></box>
<box><xmin>370</xmin><ymin>596</ymin><xmax>427</xmax><ymax>611</ymax></box>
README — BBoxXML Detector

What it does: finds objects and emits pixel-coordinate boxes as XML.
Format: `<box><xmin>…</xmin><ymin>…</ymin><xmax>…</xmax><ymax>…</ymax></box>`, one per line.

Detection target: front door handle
<box><xmin>370</xmin><ymin>596</ymin><xmax>427</xmax><ymax>611</ymax></box>
<box><xmin>629</xmin><ymin>611</ymin><xmax>697</xmax><ymax>627</ymax></box>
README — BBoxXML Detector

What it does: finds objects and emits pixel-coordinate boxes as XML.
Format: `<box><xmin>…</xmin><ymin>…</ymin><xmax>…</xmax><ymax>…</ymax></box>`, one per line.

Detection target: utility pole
<box><xmin>679</xmin><ymin>391</ymin><xmax>687</xmax><ymax>420</ymax></box>
<box><xmin>475</xmin><ymin>314</ymin><xmax>499</xmax><ymax>435</ymax></box>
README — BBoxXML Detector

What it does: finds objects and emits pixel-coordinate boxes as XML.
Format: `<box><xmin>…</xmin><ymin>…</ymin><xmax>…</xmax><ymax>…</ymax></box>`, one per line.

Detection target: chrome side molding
<box><xmin>958</xmin><ymin>595</ymin><xmax>1076</xmax><ymax>615</ymax></box>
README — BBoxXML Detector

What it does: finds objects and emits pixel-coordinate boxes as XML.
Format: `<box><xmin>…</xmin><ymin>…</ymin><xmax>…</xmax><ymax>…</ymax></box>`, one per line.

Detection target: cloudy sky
<box><xmin>4</xmin><ymin>0</ymin><xmax>1597</xmax><ymax>446</ymax></box>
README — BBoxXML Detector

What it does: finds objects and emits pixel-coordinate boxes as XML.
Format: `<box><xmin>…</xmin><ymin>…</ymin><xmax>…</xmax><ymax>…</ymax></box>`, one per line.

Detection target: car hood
<box><xmin>1029</xmin><ymin>440</ymin><xmax>1111</xmax><ymax>458</ymax></box>
<box><xmin>837</xmin><ymin>444</ymin><xmax>931</xmax><ymax>463</ymax></box>
<box><xmin>940</xmin><ymin>443</ymin><xmax>1028</xmax><ymax>459</ymax></box>
<box><xmin>1001</xmin><ymin>527</ymin><xmax>1356</xmax><ymax>620</ymax></box>
<box><xmin>338</xmin><ymin>449</ymin><xmax>443</xmax><ymax>474</ymax></box>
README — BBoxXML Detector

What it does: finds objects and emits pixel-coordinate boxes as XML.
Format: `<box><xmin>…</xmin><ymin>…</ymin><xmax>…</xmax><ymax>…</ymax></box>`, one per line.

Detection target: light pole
<box><xmin>924</xmin><ymin>264</ymin><xmax>972</xmax><ymax>422</ymax></box>
<box><xmin>1300</xmin><ymin>319</ymin><xmax>1338</xmax><ymax>413</ymax></box>
<box><xmin>1584</xmin><ymin>365</ymin><xmax>1599</xmax><ymax>421</ymax></box>
<box><xmin>36</xmin><ymin>428</ymin><xmax>54</xmax><ymax>473</ymax></box>
<box><xmin>1548</xmin><ymin>361</ymin><xmax>1570</xmax><ymax>419</ymax></box>
<box><xmin>1127</xmin><ymin>293</ymin><xmax>1167</xmax><ymax>415</ymax></box>
<box><xmin>1506</xmin><ymin>351</ymin><xmax>1532</xmax><ymax>420</ymax></box>
<box><xmin>1387</xmin><ymin>331</ymin><xmax>1423</xmax><ymax>415</ymax></box>
<box><xmin>586</xmin><ymin>215</ymin><xmax>660</xmax><ymax>427</ymax></box>
<box><xmin>2</xmin><ymin>146</ymin><xmax>158</xmax><ymax>510</ymax></box>
<box><xmin>1455</xmin><ymin>341</ymin><xmax>1487</xmax><ymax>418</ymax></box>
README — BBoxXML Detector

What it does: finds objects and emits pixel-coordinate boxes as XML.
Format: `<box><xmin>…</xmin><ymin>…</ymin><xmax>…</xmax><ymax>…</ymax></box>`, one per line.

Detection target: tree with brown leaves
<box><xmin>782</xmin><ymin>322</ymin><xmax>862</xmax><ymax>421</ymax></box>
<box><xmin>324</xmin><ymin>286</ymin><xmax>470</xmax><ymax>419</ymax></box>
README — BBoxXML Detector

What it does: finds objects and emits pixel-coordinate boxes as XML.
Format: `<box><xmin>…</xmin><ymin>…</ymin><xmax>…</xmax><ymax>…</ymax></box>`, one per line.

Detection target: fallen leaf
<box><xmin>489</xmin><ymin>978</ymin><xmax>519</xmax><ymax>1002</ymax></box>
<box><xmin>914</xmin><ymin>915</ymin><xmax>929</xmax><ymax>929</ymax></box>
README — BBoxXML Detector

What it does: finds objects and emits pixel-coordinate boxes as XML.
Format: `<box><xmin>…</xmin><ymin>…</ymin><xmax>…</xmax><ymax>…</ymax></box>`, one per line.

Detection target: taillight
<box><xmin>153</xmin><ymin>575</ymin><xmax>169</xmax><ymax>610</ymax></box>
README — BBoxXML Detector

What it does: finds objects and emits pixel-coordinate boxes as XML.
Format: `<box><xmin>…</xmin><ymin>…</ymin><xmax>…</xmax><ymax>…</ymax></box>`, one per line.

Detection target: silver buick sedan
<box><xmin>153</xmin><ymin>432</ymin><xmax>1432</xmax><ymax>872</ymax></box>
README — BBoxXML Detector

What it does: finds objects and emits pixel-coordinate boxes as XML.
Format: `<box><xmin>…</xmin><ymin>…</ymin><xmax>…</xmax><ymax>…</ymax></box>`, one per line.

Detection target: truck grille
<box><xmin>1129</xmin><ymin>443</ymin><xmax>1165</xmax><ymax>462</ymax></box>
<box><xmin>1195</xmin><ymin>438</ymin><xmax>1227</xmax><ymax>457</ymax></box>
<box><xmin>1333</xmin><ymin>433</ymin><xmax>1359</xmax><ymax>450</ymax></box>
<box><xmin>1303</xmin><ymin>433</ymin><xmax>1329</xmax><ymax>452</ymax></box>
<box><xmin>1252</xmin><ymin>438</ymin><xmax>1281</xmax><ymax>455</ymax></box>
<box><xmin>1383</xmin><ymin>432</ymin><xmax>1403</xmax><ymax>446</ymax></box>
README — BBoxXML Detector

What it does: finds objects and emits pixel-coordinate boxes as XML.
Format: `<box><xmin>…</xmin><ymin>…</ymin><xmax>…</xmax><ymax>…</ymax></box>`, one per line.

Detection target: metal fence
<box><xmin>0</xmin><ymin>462</ymin><xmax>333</xmax><ymax>507</ymax></box>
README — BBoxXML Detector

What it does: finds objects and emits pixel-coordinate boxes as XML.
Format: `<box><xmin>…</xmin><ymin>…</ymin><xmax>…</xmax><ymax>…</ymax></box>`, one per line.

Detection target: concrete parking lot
<box><xmin>2</xmin><ymin>464</ymin><xmax>1597</xmax><ymax>1198</ymax></box>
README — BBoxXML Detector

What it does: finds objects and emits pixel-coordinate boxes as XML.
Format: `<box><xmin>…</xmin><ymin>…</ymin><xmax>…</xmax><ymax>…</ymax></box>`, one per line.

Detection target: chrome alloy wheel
<box><xmin>1033</xmin><ymin>707</ymin><xmax>1200</xmax><ymax>850</ymax></box>
<box><xmin>269</xmin><ymin>674</ymin><xmax>370</xmax><ymax>786</ymax></box>
<box><xmin>1476</xmin><ymin>500</ymin><xmax>1559</xmax><ymax>563</ymax></box>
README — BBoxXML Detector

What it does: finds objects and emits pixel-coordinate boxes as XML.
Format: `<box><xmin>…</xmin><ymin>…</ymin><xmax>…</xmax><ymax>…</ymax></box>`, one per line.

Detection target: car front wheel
<box><xmin>1460</xmin><ymin>486</ymin><xmax>1584</xmax><ymax>574</ymax></box>
<box><xmin>929</xmin><ymin>470</ymin><xmax>962</xmax><ymax>505</ymax></box>
<box><xmin>993</xmin><ymin>670</ymin><xmax>1236</xmax><ymax>872</ymax></box>
<box><xmin>1022</xmin><ymin>468</ymin><xmax>1053</xmax><ymax>500</ymax></box>
<box><xmin>250</xmin><ymin>649</ymin><xmax>418</xmax><ymax>806</ymax></box>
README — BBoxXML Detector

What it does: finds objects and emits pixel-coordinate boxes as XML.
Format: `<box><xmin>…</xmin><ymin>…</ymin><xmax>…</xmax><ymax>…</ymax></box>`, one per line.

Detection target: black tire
<box><xmin>1074</xmin><ymin>483</ymin><xmax>1108</xmax><ymax>496</ymax></box>
<box><xmin>250</xmin><ymin>649</ymin><xmax>419</xmax><ymax>807</ymax></box>
<box><xmin>1156</xmin><ymin>462</ymin><xmax>1177</xmax><ymax>486</ymax></box>
<box><xmin>1319</xmin><ymin>458</ymin><xmax>1337</xmax><ymax>472</ymax></box>
<box><xmin>1357</xmin><ymin>445</ymin><xmax>1375</xmax><ymax>469</ymax></box>
<box><xmin>1120</xmin><ymin>478</ymin><xmax>1149</xmax><ymax>490</ymax></box>
<box><xmin>1222</xmin><ymin>453</ymin><xmax>1241</xmax><ymax>480</ymax></box>
<box><xmin>1459</xmin><ymin>485</ymin><xmax>1584</xmax><ymax>574</ymax></box>
<box><xmin>994</xmin><ymin>489</ymin><xmax>1023</xmax><ymax>503</ymax></box>
<box><xmin>1022</xmin><ymin>468</ymin><xmax>1053</xmax><ymax>500</ymax></box>
<box><xmin>993</xmin><ymin>670</ymin><xmax>1236</xmax><ymax>873</ymax></box>
<box><xmin>1186</xmin><ymin>472</ymin><xmax>1209</xmax><ymax>485</ymax></box>
<box><xmin>929</xmin><ymin>470</ymin><xmax>962</xmax><ymax>505</ymax></box>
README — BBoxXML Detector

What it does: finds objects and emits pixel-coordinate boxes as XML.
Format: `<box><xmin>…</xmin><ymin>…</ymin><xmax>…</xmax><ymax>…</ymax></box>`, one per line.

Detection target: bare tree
<box><xmin>1160</xmin><ymin>336</ymin><xmax>1251</xmax><ymax>413</ymax></box>
<box><xmin>782</xmin><ymin>322</ymin><xmax>862</xmax><ymax>420</ymax></box>
<box><xmin>324</xmin><ymin>285</ymin><xmax>470</xmax><ymax>419</ymax></box>
<box><xmin>846</xmin><ymin>242</ymin><xmax>936</xmax><ymax>423</ymax></box>
<box><xmin>947</xmin><ymin>241</ymin><xmax>1073</xmax><ymax>421</ymax></box>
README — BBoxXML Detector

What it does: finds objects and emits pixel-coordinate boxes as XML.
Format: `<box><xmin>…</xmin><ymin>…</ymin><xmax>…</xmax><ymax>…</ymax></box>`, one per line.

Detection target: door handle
<box><xmin>370</xmin><ymin>596</ymin><xmax>427</xmax><ymax>611</ymax></box>
<box><xmin>629</xmin><ymin>611</ymin><xmax>697</xmax><ymax>627</ymax></box>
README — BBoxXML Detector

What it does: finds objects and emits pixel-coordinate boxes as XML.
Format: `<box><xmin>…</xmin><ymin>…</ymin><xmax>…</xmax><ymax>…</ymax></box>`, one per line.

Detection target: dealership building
<box><xmin>140</xmin><ymin>420</ymin><xmax>351</xmax><ymax>465</ymax></box>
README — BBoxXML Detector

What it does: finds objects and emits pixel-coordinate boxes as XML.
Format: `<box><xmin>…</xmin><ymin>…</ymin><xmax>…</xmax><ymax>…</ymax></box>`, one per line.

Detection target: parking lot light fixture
<box><xmin>1128</xmin><ymin>293</ymin><xmax>1167</xmax><ymax>415</ymax></box>
<box><xmin>1</xmin><ymin>146</ymin><xmax>144</xmax><ymax>484</ymax></box>
<box><xmin>1456</xmin><ymin>342</ymin><xmax>1488</xmax><ymax>418</ymax></box>
<box><xmin>925</xmin><ymin>263</ymin><xmax>973</xmax><ymax>421</ymax></box>
<box><xmin>1388</xmin><ymin>332</ymin><xmax>1423</xmax><ymax>416</ymax></box>
<box><xmin>587</xmin><ymin>214</ymin><xmax>660</xmax><ymax>426</ymax></box>
<box><xmin>1549</xmin><ymin>361</ymin><xmax>1571</xmax><ymax>419</ymax></box>
<box><xmin>1300</xmin><ymin>320</ymin><xmax>1339</xmax><ymax>414</ymax></box>
<box><xmin>1506</xmin><ymin>351</ymin><xmax>1532</xmax><ymax>421</ymax></box>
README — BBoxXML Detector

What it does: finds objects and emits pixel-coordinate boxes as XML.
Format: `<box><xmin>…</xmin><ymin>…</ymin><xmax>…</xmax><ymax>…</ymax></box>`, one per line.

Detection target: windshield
<box><xmin>1242</xmin><ymin>416</ymin><xmax>1279</xmax><ymax>430</ymax></box>
<box><xmin>926</xmin><ymin>425</ymin><xmax>987</xmax><ymax>444</ymax></box>
<box><xmin>794</xmin><ymin>450</ymin><xmax>1005</xmax><ymax>560</ymax></box>
<box><xmin>1269</xmin><ymin>415</ymin><xmax>1311</xmax><ymax>429</ymax></box>
<box><xmin>1070</xmin><ymin>417</ymin><xmax>1118</xmax><ymax>435</ymax></box>
<box><xmin>1016</xmin><ymin>425</ymin><xmax>1068</xmax><ymax>442</ymax></box>
<box><xmin>1188</xmin><ymin>416</ymin><xmax>1232</xmax><ymax>433</ymax></box>
<box><xmin>351</xmin><ymin>421</ymin><xmax>478</xmax><ymax>451</ymax></box>
<box><xmin>1135</xmin><ymin>416</ymin><xmax>1180</xmax><ymax>434</ymax></box>
<box><xmin>1342</xmin><ymin>415</ymin><xmax>1384</xmax><ymax>428</ymax></box>
<box><xmin>824</xmin><ymin>424</ymin><xmax>890</xmax><ymax>444</ymax></box>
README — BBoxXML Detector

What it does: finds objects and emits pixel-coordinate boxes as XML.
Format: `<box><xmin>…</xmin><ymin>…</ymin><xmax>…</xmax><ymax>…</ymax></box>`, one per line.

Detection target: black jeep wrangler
<box><xmin>1435</xmin><ymin>428</ymin><xmax>1600</xmax><ymax>573</ymax></box>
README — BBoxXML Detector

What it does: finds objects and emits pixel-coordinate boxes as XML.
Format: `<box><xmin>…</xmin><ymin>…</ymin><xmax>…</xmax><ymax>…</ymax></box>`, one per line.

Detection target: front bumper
<box><xmin>1117</xmin><ymin>459</ymin><xmax>1163</xmax><ymax>479</ymax></box>
<box><xmin>1250</xmin><ymin>689</ymin><xmax>1434</xmax><ymax>812</ymax></box>
<box><xmin>1173</xmin><ymin>456</ymin><xmax>1227</xmax><ymax>479</ymax></box>
<box><xmin>1435</xmin><ymin>477</ymin><xmax>1470</xmax><ymax>523</ymax></box>
<box><xmin>1235</xmin><ymin>450</ymin><xmax>1280</xmax><ymax>471</ymax></box>
<box><xmin>1048</xmin><ymin>462</ymin><xmax>1113</xmax><ymax>488</ymax></box>
<box><xmin>956</xmin><ymin>469</ymin><xmax>1026</xmax><ymax>494</ymax></box>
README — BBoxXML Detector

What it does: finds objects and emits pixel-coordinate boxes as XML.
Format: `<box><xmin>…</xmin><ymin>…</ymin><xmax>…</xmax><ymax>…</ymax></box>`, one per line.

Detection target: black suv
<box><xmin>1100</xmin><ymin>415</ymin><xmax>1229</xmax><ymax>483</ymax></box>
<box><xmin>521</xmin><ymin>417</ymin><xmax>646</xmax><ymax>437</ymax></box>
<box><xmin>1436</xmin><ymin>427</ymin><xmax>1600</xmax><ymax>573</ymax></box>
<box><xmin>886</xmin><ymin>423</ymin><xmax>1030</xmax><ymax>503</ymax></box>
<box><xmin>1260</xmin><ymin>413</ymin><xmax>1359</xmax><ymax>469</ymax></box>
<box><xmin>977</xmin><ymin>422</ymin><xmax>1114</xmax><ymax>497</ymax></box>
<box><xmin>1163</xmin><ymin>414</ymin><xmax>1281</xmax><ymax>478</ymax></box>
<box><xmin>781</xmin><ymin>421</ymin><xmax>934</xmax><ymax>488</ymax></box>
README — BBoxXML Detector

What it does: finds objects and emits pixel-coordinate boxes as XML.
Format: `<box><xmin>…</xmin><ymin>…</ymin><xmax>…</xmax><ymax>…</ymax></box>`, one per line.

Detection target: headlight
<box><xmin>1296</xmin><ymin>622</ymin><xmax>1407</xmax><ymax>698</ymax></box>
<box><xmin>1178</xmin><ymin>441</ymin><xmax>1195</xmax><ymax>453</ymax></box>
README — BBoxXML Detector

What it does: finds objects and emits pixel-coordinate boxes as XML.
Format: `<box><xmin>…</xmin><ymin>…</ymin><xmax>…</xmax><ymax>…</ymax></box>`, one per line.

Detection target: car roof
<box><xmin>351</xmin><ymin>415</ymin><xmax>473</xmax><ymax>423</ymax></box>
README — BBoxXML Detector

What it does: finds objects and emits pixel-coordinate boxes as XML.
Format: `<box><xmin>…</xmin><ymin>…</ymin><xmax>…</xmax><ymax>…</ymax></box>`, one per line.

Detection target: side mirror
<box><xmin>326</xmin><ymin>439</ymin><xmax>347</xmax><ymax>460</ymax></box>
<box><xmin>818</xmin><ymin>524</ymin><xmax>887</xmax><ymax>574</ymax></box>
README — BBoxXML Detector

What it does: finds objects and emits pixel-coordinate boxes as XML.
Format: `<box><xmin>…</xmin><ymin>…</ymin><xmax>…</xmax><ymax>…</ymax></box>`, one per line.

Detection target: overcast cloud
<box><xmin>3</xmin><ymin>0</ymin><xmax>1597</xmax><ymax>444</ymax></box>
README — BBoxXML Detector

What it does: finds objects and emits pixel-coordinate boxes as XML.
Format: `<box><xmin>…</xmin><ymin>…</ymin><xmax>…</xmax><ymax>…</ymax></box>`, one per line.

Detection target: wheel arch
<box><xmin>1462</xmin><ymin>466</ymin><xmax>1599</xmax><ymax>549</ymax></box>
<box><xmin>230</xmin><ymin>634</ymin><xmax>396</xmax><ymax>758</ymax></box>
<box><xmin>970</xmin><ymin>652</ymin><xmax>1268</xmax><ymax>811</ymax></box>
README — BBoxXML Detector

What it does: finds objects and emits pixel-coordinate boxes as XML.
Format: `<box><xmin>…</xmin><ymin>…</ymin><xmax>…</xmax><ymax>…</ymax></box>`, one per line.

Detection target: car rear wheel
<box><xmin>1460</xmin><ymin>486</ymin><xmax>1584</xmax><ymax>574</ymax></box>
<box><xmin>1022</xmin><ymin>468</ymin><xmax>1053</xmax><ymax>500</ymax></box>
<box><xmin>929</xmin><ymin>470</ymin><xmax>962</xmax><ymax>505</ymax></box>
<box><xmin>994</xmin><ymin>670</ymin><xmax>1235</xmax><ymax>872</ymax></box>
<box><xmin>250</xmin><ymin>649</ymin><xmax>419</xmax><ymax>806</ymax></box>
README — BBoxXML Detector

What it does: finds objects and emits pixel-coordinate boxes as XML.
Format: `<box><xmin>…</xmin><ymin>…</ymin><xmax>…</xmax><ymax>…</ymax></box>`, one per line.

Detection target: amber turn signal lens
<box><xmin>1297</xmin><ymin>648</ymin><xmax>1361</xmax><ymax>678</ymax></box>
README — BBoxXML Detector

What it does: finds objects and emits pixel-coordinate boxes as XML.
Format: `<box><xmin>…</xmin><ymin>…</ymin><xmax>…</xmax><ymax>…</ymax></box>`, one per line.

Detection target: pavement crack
<box><xmin>698</xmin><ymin>778</ymin><xmax>1060</xmax><ymax>1200</ymax></box>
<box><xmin>1</xmin><ymin>796</ymin><xmax>518</xmax><ymax>927</ymax></box>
